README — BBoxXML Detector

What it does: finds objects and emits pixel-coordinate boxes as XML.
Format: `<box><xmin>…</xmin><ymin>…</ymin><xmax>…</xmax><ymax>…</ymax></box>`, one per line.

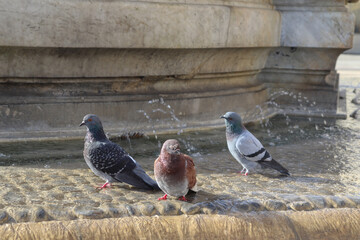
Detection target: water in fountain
<box><xmin>0</xmin><ymin>83</ymin><xmax>359</xmax><ymax>225</ymax></box>
<box><xmin>136</xmin><ymin>97</ymin><xmax>198</xmax><ymax>153</ymax></box>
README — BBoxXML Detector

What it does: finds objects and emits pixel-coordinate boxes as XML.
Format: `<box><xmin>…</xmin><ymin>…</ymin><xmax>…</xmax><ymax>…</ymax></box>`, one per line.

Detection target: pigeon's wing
<box><xmin>183</xmin><ymin>154</ymin><xmax>197</xmax><ymax>191</ymax></box>
<box><xmin>88</xmin><ymin>141</ymin><xmax>134</xmax><ymax>174</ymax></box>
<box><xmin>89</xmin><ymin>142</ymin><xmax>159</xmax><ymax>190</ymax></box>
<box><xmin>260</xmin><ymin>158</ymin><xmax>290</xmax><ymax>175</ymax></box>
<box><xmin>235</xmin><ymin>131</ymin><xmax>272</xmax><ymax>163</ymax></box>
<box><xmin>118</xmin><ymin>160</ymin><xmax>160</xmax><ymax>191</ymax></box>
<box><xmin>236</xmin><ymin>131</ymin><xmax>290</xmax><ymax>175</ymax></box>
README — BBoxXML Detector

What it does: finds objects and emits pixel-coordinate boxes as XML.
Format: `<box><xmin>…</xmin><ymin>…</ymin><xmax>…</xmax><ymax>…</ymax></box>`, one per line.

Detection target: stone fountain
<box><xmin>0</xmin><ymin>0</ymin><xmax>357</xmax><ymax>140</ymax></box>
<box><xmin>0</xmin><ymin>0</ymin><xmax>360</xmax><ymax>239</ymax></box>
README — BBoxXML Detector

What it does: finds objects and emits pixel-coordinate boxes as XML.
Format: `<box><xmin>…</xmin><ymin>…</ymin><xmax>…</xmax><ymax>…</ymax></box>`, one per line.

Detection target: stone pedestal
<box><xmin>0</xmin><ymin>0</ymin><xmax>357</xmax><ymax>140</ymax></box>
<box><xmin>261</xmin><ymin>2</ymin><xmax>355</xmax><ymax>119</ymax></box>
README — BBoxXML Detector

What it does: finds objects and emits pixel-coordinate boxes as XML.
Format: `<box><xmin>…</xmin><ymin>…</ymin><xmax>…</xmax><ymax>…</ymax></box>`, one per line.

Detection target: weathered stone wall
<box><xmin>261</xmin><ymin>1</ymin><xmax>356</xmax><ymax>116</ymax></box>
<box><xmin>348</xmin><ymin>1</ymin><xmax>360</xmax><ymax>32</ymax></box>
<box><xmin>0</xmin><ymin>0</ymin><xmax>357</xmax><ymax>140</ymax></box>
<box><xmin>1</xmin><ymin>209</ymin><xmax>360</xmax><ymax>240</ymax></box>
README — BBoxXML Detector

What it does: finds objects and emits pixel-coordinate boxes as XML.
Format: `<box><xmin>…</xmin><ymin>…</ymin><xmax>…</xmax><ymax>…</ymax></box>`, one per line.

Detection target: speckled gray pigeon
<box><xmin>221</xmin><ymin>112</ymin><xmax>289</xmax><ymax>176</ymax></box>
<box><xmin>80</xmin><ymin>114</ymin><xmax>160</xmax><ymax>190</ymax></box>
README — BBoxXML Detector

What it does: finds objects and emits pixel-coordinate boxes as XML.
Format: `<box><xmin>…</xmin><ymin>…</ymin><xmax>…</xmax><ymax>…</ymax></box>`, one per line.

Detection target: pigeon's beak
<box><xmin>79</xmin><ymin>121</ymin><xmax>85</xmax><ymax>127</ymax></box>
<box><xmin>220</xmin><ymin>115</ymin><xmax>227</xmax><ymax>119</ymax></box>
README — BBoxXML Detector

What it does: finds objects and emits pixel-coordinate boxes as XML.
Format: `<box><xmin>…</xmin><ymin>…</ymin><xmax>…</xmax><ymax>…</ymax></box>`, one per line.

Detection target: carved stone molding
<box><xmin>0</xmin><ymin>0</ymin><xmax>357</xmax><ymax>140</ymax></box>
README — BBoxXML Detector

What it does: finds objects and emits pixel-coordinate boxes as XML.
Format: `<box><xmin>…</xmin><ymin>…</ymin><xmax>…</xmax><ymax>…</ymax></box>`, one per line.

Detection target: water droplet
<box><xmin>192</xmin><ymin>152</ymin><xmax>202</xmax><ymax>157</ymax></box>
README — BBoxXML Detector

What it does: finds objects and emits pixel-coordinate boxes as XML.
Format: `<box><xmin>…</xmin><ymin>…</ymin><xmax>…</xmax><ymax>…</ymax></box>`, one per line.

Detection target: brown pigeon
<box><xmin>154</xmin><ymin>139</ymin><xmax>197</xmax><ymax>201</ymax></box>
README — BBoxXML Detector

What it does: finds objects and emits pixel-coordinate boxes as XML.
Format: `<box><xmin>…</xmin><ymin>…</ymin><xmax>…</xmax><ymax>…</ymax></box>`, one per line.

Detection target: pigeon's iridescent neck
<box><xmin>86</xmin><ymin>127</ymin><xmax>107</xmax><ymax>142</ymax></box>
<box><xmin>225</xmin><ymin>122</ymin><xmax>245</xmax><ymax>136</ymax></box>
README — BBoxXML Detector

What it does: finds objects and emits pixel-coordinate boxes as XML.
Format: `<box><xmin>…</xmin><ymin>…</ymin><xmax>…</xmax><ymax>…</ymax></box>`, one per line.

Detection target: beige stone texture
<box><xmin>0</xmin><ymin>0</ymin><xmax>357</xmax><ymax>140</ymax></box>
<box><xmin>280</xmin><ymin>11</ymin><xmax>355</xmax><ymax>48</ymax></box>
<box><xmin>347</xmin><ymin>1</ymin><xmax>360</xmax><ymax>32</ymax></box>
<box><xmin>1</xmin><ymin>209</ymin><xmax>360</xmax><ymax>239</ymax></box>
<box><xmin>0</xmin><ymin>0</ymin><xmax>280</xmax><ymax>49</ymax></box>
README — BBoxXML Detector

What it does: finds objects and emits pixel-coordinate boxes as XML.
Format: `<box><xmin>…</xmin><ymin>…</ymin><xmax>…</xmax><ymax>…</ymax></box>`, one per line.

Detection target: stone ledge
<box><xmin>0</xmin><ymin>72</ymin><xmax>263</xmax><ymax>100</ymax></box>
<box><xmin>0</xmin><ymin>0</ymin><xmax>357</xmax><ymax>139</ymax></box>
<box><xmin>0</xmin><ymin>48</ymin><xmax>271</xmax><ymax>77</ymax></box>
<box><xmin>0</xmin><ymin>209</ymin><xmax>359</xmax><ymax>239</ymax></box>
<box><xmin>1</xmin><ymin>194</ymin><xmax>360</xmax><ymax>224</ymax></box>
<box><xmin>0</xmin><ymin>1</ymin><xmax>280</xmax><ymax>49</ymax></box>
<box><xmin>0</xmin><ymin>166</ymin><xmax>359</xmax><ymax>225</ymax></box>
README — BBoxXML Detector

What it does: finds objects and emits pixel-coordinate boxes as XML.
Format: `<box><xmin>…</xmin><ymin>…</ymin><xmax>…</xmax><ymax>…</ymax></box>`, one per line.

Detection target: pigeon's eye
<box><xmin>88</xmin><ymin>118</ymin><xmax>92</xmax><ymax>122</ymax></box>
<box><xmin>228</xmin><ymin>117</ymin><xmax>233</xmax><ymax>121</ymax></box>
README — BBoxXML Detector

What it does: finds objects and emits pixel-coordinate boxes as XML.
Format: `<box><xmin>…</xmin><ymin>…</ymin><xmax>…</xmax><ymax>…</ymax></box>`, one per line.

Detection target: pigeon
<box><xmin>154</xmin><ymin>139</ymin><xmax>197</xmax><ymax>201</ymax></box>
<box><xmin>80</xmin><ymin>114</ymin><xmax>160</xmax><ymax>190</ymax></box>
<box><xmin>221</xmin><ymin>112</ymin><xmax>289</xmax><ymax>176</ymax></box>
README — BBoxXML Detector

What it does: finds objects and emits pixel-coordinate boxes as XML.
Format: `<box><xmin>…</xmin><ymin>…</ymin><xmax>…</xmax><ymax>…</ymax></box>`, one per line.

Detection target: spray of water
<box><xmin>138</xmin><ymin>97</ymin><xmax>194</xmax><ymax>152</ymax></box>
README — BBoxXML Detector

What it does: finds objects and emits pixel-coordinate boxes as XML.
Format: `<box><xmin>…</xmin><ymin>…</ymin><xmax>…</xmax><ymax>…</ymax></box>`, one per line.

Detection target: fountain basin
<box><xmin>0</xmin><ymin>86</ymin><xmax>359</xmax><ymax>239</ymax></box>
<box><xmin>0</xmin><ymin>0</ymin><xmax>357</xmax><ymax>140</ymax></box>
<box><xmin>1</xmin><ymin>209</ymin><xmax>360</xmax><ymax>239</ymax></box>
<box><xmin>1</xmin><ymin>96</ymin><xmax>360</xmax><ymax>223</ymax></box>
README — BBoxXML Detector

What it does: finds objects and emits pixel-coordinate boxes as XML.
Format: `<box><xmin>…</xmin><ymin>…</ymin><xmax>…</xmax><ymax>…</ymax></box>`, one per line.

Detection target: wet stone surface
<box><xmin>351</xmin><ymin>89</ymin><xmax>360</xmax><ymax>105</ymax></box>
<box><xmin>1</xmin><ymin>88</ymin><xmax>360</xmax><ymax>224</ymax></box>
<box><xmin>0</xmin><ymin>165</ymin><xmax>359</xmax><ymax>224</ymax></box>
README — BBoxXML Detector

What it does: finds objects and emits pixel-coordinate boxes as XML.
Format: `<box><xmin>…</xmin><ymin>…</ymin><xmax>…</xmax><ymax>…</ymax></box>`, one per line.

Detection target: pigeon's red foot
<box><xmin>158</xmin><ymin>194</ymin><xmax>168</xmax><ymax>201</ymax></box>
<box><xmin>96</xmin><ymin>182</ymin><xmax>111</xmax><ymax>190</ymax></box>
<box><xmin>238</xmin><ymin>169</ymin><xmax>248</xmax><ymax>176</ymax></box>
<box><xmin>178</xmin><ymin>196</ymin><xmax>187</xmax><ymax>201</ymax></box>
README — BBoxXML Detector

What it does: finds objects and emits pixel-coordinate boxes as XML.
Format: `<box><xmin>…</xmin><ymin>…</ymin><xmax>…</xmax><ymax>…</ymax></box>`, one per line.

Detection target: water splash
<box><xmin>138</xmin><ymin>97</ymin><xmax>193</xmax><ymax>150</ymax></box>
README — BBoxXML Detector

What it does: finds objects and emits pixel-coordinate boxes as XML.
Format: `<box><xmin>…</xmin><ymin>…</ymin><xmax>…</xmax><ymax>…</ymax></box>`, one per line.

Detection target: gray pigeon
<box><xmin>221</xmin><ymin>112</ymin><xmax>289</xmax><ymax>176</ymax></box>
<box><xmin>80</xmin><ymin>114</ymin><xmax>160</xmax><ymax>190</ymax></box>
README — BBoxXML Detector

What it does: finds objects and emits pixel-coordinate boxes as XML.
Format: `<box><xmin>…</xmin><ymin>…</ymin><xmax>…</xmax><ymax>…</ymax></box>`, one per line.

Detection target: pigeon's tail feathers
<box><xmin>259</xmin><ymin>159</ymin><xmax>290</xmax><ymax>176</ymax></box>
<box><xmin>114</xmin><ymin>164</ymin><xmax>160</xmax><ymax>191</ymax></box>
<box><xmin>132</xmin><ymin>165</ymin><xmax>161</xmax><ymax>191</ymax></box>
<box><xmin>190</xmin><ymin>182</ymin><xmax>198</xmax><ymax>192</ymax></box>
